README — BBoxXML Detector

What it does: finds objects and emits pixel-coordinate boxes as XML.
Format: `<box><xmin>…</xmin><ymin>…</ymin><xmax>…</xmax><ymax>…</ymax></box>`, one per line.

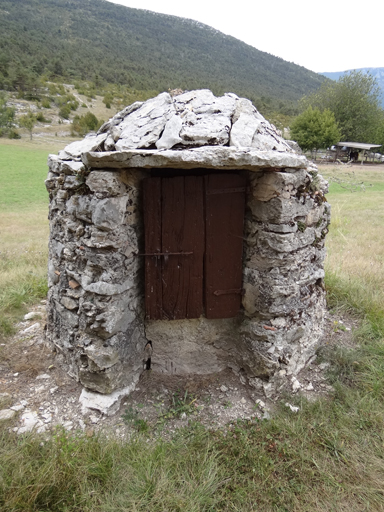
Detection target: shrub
<box><xmin>36</xmin><ymin>112</ymin><xmax>50</xmax><ymax>123</ymax></box>
<box><xmin>72</xmin><ymin>112</ymin><xmax>103</xmax><ymax>136</ymax></box>
<box><xmin>41</xmin><ymin>97</ymin><xmax>51</xmax><ymax>108</ymax></box>
<box><xmin>59</xmin><ymin>104</ymin><xmax>71</xmax><ymax>119</ymax></box>
<box><xmin>8</xmin><ymin>129</ymin><xmax>21</xmax><ymax>139</ymax></box>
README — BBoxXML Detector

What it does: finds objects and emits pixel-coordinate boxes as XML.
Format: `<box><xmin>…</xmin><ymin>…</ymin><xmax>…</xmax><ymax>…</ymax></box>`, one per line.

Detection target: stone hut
<box><xmin>46</xmin><ymin>89</ymin><xmax>330</xmax><ymax>401</ymax></box>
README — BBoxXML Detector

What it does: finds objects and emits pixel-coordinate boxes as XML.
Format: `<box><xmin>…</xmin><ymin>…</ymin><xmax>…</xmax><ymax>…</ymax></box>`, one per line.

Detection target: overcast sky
<box><xmin>106</xmin><ymin>0</ymin><xmax>383</xmax><ymax>73</ymax></box>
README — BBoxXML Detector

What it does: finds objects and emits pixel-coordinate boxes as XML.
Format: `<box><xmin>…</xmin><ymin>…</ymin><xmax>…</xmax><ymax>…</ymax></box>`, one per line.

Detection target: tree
<box><xmin>290</xmin><ymin>106</ymin><xmax>340</xmax><ymax>158</ymax></box>
<box><xmin>0</xmin><ymin>93</ymin><xmax>16</xmax><ymax>137</ymax></box>
<box><xmin>302</xmin><ymin>71</ymin><xmax>382</xmax><ymax>143</ymax></box>
<box><xmin>19</xmin><ymin>110</ymin><xmax>36</xmax><ymax>140</ymax></box>
<box><xmin>373</xmin><ymin>113</ymin><xmax>384</xmax><ymax>153</ymax></box>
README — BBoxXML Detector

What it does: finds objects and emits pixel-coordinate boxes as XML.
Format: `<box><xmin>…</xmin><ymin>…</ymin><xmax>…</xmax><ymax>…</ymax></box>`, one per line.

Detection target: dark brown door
<box><xmin>204</xmin><ymin>174</ymin><xmax>246</xmax><ymax>319</ymax></box>
<box><xmin>143</xmin><ymin>173</ymin><xmax>245</xmax><ymax>320</ymax></box>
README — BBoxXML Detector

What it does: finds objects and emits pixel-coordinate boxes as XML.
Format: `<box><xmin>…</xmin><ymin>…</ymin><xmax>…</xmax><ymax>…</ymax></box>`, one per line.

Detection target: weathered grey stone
<box><xmin>79</xmin><ymin>381</ymin><xmax>138</xmax><ymax>416</ymax></box>
<box><xmin>146</xmin><ymin>316</ymin><xmax>286</xmax><ymax>380</ymax></box>
<box><xmin>285</xmin><ymin>140</ymin><xmax>302</xmax><ymax>154</ymax></box>
<box><xmin>17</xmin><ymin>410</ymin><xmax>45</xmax><ymax>434</ymax></box>
<box><xmin>266</xmin><ymin>223</ymin><xmax>298</xmax><ymax>234</ymax></box>
<box><xmin>0</xmin><ymin>409</ymin><xmax>16</xmax><ymax>422</ymax></box>
<box><xmin>173</xmin><ymin>90</ymin><xmax>237</xmax><ymax>120</ymax></box>
<box><xmin>317</xmin><ymin>173</ymin><xmax>329</xmax><ymax>194</ymax></box>
<box><xmin>45</xmin><ymin>173</ymin><xmax>58</xmax><ymax>191</ymax></box>
<box><xmin>67</xmin><ymin>287</ymin><xmax>84</xmax><ymax>298</ymax></box>
<box><xmin>59</xmin><ymin>133</ymin><xmax>108</xmax><ymax>161</ymax></box>
<box><xmin>230</xmin><ymin>113</ymin><xmax>261</xmax><ymax>148</ymax></box>
<box><xmin>61</xmin><ymin>296</ymin><xmax>78</xmax><ymax>310</ymax></box>
<box><xmin>48</xmin><ymin>260</ymin><xmax>59</xmax><ymax>287</ymax></box>
<box><xmin>56</xmin><ymin>189</ymin><xmax>68</xmax><ymax>201</ymax></box>
<box><xmin>84</xmin><ymin>344</ymin><xmax>120</xmax><ymax>370</ymax></box>
<box><xmin>83</xmin><ymin>147</ymin><xmax>307</xmax><ymax>171</ymax></box>
<box><xmin>48</xmin><ymin>154</ymin><xmax>60</xmax><ymax>173</ymax></box>
<box><xmin>251</xmin><ymin>126</ymin><xmax>293</xmax><ymax>152</ymax></box>
<box><xmin>79</xmin><ymin>363</ymin><xmax>127</xmax><ymax>394</ymax></box>
<box><xmin>245</xmin><ymin>245</ymin><xmax>326</xmax><ymax>275</ymax></box>
<box><xmin>82</xmin><ymin>225</ymin><xmax>138</xmax><ymax>251</ymax></box>
<box><xmin>231</xmin><ymin>96</ymin><xmax>264</xmax><ymax>124</ymax></box>
<box><xmin>59</xmin><ymin>160</ymin><xmax>85</xmax><ymax>175</ymax></box>
<box><xmin>24</xmin><ymin>312</ymin><xmax>40</xmax><ymax>320</ymax></box>
<box><xmin>248</xmin><ymin>196</ymin><xmax>315</xmax><ymax>224</ymax></box>
<box><xmin>97</xmin><ymin>101</ymin><xmax>144</xmax><ymax>134</ymax></box>
<box><xmin>51</xmin><ymin>239</ymin><xmax>64</xmax><ymax>259</ymax></box>
<box><xmin>90</xmin><ymin>296</ymin><xmax>136</xmax><ymax>338</ymax></box>
<box><xmin>156</xmin><ymin>113</ymin><xmax>183</xmax><ymax>149</ymax></box>
<box><xmin>91</xmin><ymin>196</ymin><xmax>128</xmax><ymax>231</ymax></box>
<box><xmin>104</xmin><ymin>133</ymin><xmax>116</xmax><ymax>151</ymax></box>
<box><xmin>66</xmin><ymin>195</ymin><xmax>93</xmax><ymax>223</ymax></box>
<box><xmin>178</xmin><ymin>94</ymin><xmax>235</xmax><ymax>145</ymax></box>
<box><xmin>55</xmin><ymin>301</ymin><xmax>79</xmax><ymax>328</ymax></box>
<box><xmin>115</xmin><ymin>92</ymin><xmax>173</xmax><ymax>150</ymax></box>
<box><xmin>80</xmin><ymin>276</ymin><xmax>135</xmax><ymax>296</ymax></box>
<box><xmin>257</xmin><ymin>229</ymin><xmax>316</xmax><ymax>254</ymax></box>
<box><xmin>86</xmin><ymin>171</ymin><xmax>126</xmax><ymax>196</ymax></box>
<box><xmin>250</xmin><ymin>169</ymin><xmax>307</xmax><ymax>202</ymax></box>
<box><xmin>63</xmin><ymin>176</ymin><xmax>79</xmax><ymax>190</ymax></box>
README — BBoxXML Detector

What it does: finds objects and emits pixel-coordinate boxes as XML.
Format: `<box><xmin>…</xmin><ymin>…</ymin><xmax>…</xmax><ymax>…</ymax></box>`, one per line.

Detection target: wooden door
<box><xmin>143</xmin><ymin>176</ymin><xmax>204</xmax><ymax>320</ymax></box>
<box><xmin>143</xmin><ymin>173</ymin><xmax>245</xmax><ymax>320</ymax></box>
<box><xmin>204</xmin><ymin>174</ymin><xmax>246</xmax><ymax>319</ymax></box>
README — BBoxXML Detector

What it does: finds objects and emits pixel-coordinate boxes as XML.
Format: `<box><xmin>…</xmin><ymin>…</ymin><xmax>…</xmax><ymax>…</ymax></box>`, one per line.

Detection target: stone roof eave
<box><xmin>82</xmin><ymin>147</ymin><xmax>308</xmax><ymax>171</ymax></box>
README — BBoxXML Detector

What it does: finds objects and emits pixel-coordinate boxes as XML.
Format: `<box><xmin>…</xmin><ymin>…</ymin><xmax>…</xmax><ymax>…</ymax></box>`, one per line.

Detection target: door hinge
<box><xmin>206</xmin><ymin>187</ymin><xmax>246</xmax><ymax>195</ymax></box>
<box><xmin>137</xmin><ymin>252</ymin><xmax>193</xmax><ymax>256</ymax></box>
<box><xmin>213</xmin><ymin>288</ymin><xmax>242</xmax><ymax>296</ymax></box>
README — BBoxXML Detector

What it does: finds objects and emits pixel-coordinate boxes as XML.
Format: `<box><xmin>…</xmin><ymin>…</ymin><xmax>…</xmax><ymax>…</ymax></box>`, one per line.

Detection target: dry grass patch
<box><xmin>321</xmin><ymin>165</ymin><xmax>384</xmax><ymax>318</ymax></box>
<box><xmin>0</xmin><ymin>208</ymin><xmax>48</xmax><ymax>338</ymax></box>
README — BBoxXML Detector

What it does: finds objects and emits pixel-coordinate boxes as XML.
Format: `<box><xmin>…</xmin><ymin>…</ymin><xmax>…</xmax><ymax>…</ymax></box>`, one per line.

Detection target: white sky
<box><xmin>106</xmin><ymin>0</ymin><xmax>383</xmax><ymax>73</ymax></box>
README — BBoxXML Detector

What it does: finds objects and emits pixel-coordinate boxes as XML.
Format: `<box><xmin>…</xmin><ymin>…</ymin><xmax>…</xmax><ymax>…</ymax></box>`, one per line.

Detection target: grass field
<box><xmin>1</xmin><ymin>149</ymin><xmax>384</xmax><ymax>511</ymax></box>
<box><xmin>0</xmin><ymin>140</ymin><xmax>63</xmax><ymax>335</ymax></box>
<box><xmin>320</xmin><ymin>164</ymin><xmax>384</xmax><ymax>338</ymax></box>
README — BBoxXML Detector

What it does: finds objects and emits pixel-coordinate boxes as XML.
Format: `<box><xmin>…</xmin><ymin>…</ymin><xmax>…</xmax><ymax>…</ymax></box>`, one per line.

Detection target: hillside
<box><xmin>321</xmin><ymin>68</ymin><xmax>384</xmax><ymax>107</ymax></box>
<box><xmin>0</xmin><ymin>0</ymin><xmax>326</xmax><ymax>113</ymax></box>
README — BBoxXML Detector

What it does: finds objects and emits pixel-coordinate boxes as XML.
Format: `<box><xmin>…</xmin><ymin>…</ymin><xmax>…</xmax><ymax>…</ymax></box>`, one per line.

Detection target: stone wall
<box><xmin>46</xmin><ymin>159</ymin><xmax>150</xmax><ymax>393</ymax></box>
<box><xmin>45</xmin><ymin>161</ymin><xmax>329</xmax><ymax>396</ymax></box>
<box><xmin>242</xmin><ymin>166</ymin><xmax>329</xmax><ymax>394</ymax></box>
<box><xmin>45</xmin><ymin>89</ymin><xmax>329</xmax><ymax>397</ymax></box>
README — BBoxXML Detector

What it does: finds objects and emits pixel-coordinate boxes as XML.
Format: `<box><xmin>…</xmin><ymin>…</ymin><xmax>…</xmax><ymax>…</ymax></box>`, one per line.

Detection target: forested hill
<box><xmin>0</xmin><ymin>0</ymin><xmax>325</xmax><ymax>112</ymax></box>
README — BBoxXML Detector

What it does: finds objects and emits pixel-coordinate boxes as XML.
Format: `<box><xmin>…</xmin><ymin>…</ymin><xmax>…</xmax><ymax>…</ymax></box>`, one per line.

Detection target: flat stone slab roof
<box><xmin>83</xmin><ymin>147</ymin><xmax>308</xmax><ymax>171</ymax></box>
<box><xmin>57</xmin><ymin>89</ymin><xmax>306</xmax><ymax>171</ymax></box>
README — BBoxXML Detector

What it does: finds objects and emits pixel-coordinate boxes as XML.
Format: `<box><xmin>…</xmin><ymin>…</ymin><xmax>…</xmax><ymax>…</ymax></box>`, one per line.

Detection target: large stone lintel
<box><xmin>83</xmin><ymin>147</ymin><xmax>307</xmax><ymax>171</ymax></box>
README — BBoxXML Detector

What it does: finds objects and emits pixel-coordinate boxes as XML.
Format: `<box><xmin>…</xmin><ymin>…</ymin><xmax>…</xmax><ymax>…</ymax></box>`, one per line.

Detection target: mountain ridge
<box><xmin>0</xmin><ymin>0</ymin><xmax>326</xmax><ymax>113</ymax></box>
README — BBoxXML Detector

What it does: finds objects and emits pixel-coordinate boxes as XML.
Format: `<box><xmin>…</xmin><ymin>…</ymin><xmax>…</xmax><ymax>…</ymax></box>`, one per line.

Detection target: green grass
<box><xmin>321</xmin><ymin>165</ymin><xmax>384</xmax><ymax>321</ymax></box>
<box><xmin>0</xmin><ymin>140</ymin><xmax>52</xmax><ymax>337</ymax></box>
<box><xmin>1</xmin><ymin>156</ymin><xmax>384</xmax><ymax>510</ymax></box>
<box><xmin>2</xmin><ymin>356</ymin><xmax>384</xmax><ymax>511</ymax></box>
<box><xmin>0</xmin><ymin>143</ymin><xmax>51</xmax><ymax>211</ymax></box>
<box><xmin>325</xmin><ymin>166</ymin><xmax>384</xmax><ymax>194</ymax></box>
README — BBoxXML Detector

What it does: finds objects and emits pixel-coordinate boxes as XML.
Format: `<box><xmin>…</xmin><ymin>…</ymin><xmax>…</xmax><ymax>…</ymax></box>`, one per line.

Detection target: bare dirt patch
<box><xmin>0</xmin><ymin>303</ymin><xmax>358</xmax><ymax>437</ymax></box>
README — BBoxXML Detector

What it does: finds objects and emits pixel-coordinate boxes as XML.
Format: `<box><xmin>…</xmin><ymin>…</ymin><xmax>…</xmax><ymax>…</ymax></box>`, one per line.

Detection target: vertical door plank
<box><xmin>161</xmin><ymin>176</ymin><xmax>186</xmax><ymax>319</ymax></box>
<box><xmin>143</xmin><ymin>178</ymin><xmax>163</xmax><ymax>320</ymax></box>
<box><xmin>205</xmin><ymin>174</ymin><xmax>245</xmax><ymax>319</ymax></box>
<box><xmin>161</xmin><ymin>176</ymin><xmax>204</xmax><ymax>319</ymax></box>
<box><xmin>184</xmin><ymin>176</ymin><xmax>204</xmax><ymax>318</ymax></box>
